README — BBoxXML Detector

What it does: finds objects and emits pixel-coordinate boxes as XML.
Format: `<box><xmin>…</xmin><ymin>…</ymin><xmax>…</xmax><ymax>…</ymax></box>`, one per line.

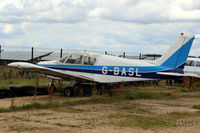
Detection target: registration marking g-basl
<box><xmin>102</xmin><ymin>66</ymin><xmax>141</xmax><ymax>77</ymax></box>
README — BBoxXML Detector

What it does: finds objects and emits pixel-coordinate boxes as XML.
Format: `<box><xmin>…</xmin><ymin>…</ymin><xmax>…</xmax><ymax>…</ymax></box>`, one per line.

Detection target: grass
<box><xmin>0</xmin><ymin>85</ymin><xmax>197</xmax><ymax>113</ymax></box>
<box><xmin>55</xmin><ymin>122</ymin><xmax>66</xmax><ymax>127</ymax></box>
<box><xmin>192</xmin><ymin>104</ymin><xmax>200</xmax><ymax>110</ymax></box>
<box><xmin>55</xmin><ymin>122</ymin><xmax>81</xmax><ymax>128</ymax></box>
<box><xmin>121</xmin><ymin>89</ymin><xmax>175</xmax><ymax>100</ymax></box>
<box><xmin>121</xmin><ymin>105</ymin><xmax>134</xmax><ymax>110</ymax></box>
<box><xmin>0</xmin><ymin>95</ymin><xmax>118</xmax><ymax>113</ymax></box>
<box><xmin>9</xmin><ymin>125</ymin><xmax>42</xmax><ymax>132</ymax></box>
<box><xmin>107</xmin><ymin>112</ymin><xmax>198</xmax><ymax>129</ymax></box>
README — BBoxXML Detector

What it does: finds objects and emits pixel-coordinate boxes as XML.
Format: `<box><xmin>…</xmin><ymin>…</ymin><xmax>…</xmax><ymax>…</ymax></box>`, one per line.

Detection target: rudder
<box><xmin>153</xmin><ymin>34</ymin><xmax>195</xmax><ymax>69</ymax></box>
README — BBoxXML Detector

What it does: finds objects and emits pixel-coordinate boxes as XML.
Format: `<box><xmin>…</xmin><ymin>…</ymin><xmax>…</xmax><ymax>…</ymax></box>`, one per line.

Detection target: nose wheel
<box><xmin>64</xmin><ymin>87</ymin><xmax>73</xmax><ymax>97</ymax></box>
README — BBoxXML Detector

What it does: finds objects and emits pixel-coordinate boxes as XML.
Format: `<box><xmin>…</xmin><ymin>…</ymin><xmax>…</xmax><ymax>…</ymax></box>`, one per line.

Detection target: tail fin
<box><xmin>153</xmin><ymin>34</ymin><xmax>195</xmax><ymax>69</ymax></box>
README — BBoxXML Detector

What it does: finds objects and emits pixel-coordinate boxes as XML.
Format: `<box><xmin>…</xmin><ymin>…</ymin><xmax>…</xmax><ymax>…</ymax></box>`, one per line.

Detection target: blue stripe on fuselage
<box><xmin>39</xmin><ymin>64</ymin><xmax>169</xmax><ymax>72</ymax></box>
<box><xmin>38</xmin><ymin>64</ymin><xmax>180</xmax><ymax>79</ymax></box>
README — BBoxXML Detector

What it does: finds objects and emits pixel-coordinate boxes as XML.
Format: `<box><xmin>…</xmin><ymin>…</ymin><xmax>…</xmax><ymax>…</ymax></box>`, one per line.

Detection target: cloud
<box><xmin>0</xmin><ymin>0</ymin><xmax>200</xmax><ymax>56</ymax></box>
<box><xmin>3</xmin><ymin>24</ymin><xmax>14</xmax><ymax>34</ymax></box>
<box><xmin>0</xmin><ymin>0</ymin><xmax>200</xmax><ymax>24</ymax></box>
<box><xmin>0</xmin><ymin>24</ymin><xmax>24</xmax><ymax>39</ymax></box>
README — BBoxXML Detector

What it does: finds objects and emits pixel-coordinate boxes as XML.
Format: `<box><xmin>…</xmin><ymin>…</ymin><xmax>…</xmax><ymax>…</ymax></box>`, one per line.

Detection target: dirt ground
<box><xmin>0</xmin><ymin>94</ymin><xmax>200</xmax><ymax>133</ymax></box>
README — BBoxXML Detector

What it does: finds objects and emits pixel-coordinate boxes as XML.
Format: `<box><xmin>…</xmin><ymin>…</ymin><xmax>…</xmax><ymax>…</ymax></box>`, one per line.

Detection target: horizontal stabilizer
<box><xmin>157</xmin><ymin>72</ymin><xmax>200</xmax><ymax>78</ymax></box>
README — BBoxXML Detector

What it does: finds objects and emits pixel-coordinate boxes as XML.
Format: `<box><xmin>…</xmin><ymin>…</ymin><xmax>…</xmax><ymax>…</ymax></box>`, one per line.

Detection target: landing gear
<box><xmin>63</xmin><ymin>83</ymin><xmax>95</xmax><ymax>97</ymax></box>
<box><xmin>166</xmin><ymin>80</ymin><xmax>173</xmax><ymax>85</ymax></box>
<box><xmin>64</xmin><ymin>87</ymin><xmax>73</xmax><ymax>97</ymax></box>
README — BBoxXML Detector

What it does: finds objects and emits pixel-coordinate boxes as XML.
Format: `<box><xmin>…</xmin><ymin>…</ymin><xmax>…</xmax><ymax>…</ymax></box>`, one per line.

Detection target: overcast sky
<box><xmin>0</xmin><ymin>0</ymin><xmax>200</xmax><ymax>55</ymax></box>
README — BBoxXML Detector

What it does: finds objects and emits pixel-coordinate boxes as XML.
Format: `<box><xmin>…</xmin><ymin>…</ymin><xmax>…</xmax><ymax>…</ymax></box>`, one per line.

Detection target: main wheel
<box><xmin>64</xmin><ymin>87</ymin><xmax>73</xmax><ymax>97</ymax></box>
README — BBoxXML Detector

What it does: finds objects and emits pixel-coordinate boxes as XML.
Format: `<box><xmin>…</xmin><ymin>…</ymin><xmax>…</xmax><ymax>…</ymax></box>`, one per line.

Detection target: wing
<box><xmin>157</xmin><ymin>72</ymin><xmax>200</xmax><ymax>78</ymax></box>
<box><xmin>8</xmin><ymin>62</ymin><xmax>94</xmax><ymax>82</ymax></box>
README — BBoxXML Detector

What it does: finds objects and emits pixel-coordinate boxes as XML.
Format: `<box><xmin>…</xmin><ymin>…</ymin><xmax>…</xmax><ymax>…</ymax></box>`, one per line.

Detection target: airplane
<box><xmin>184</xmin><ymin>57</ymin><xmax>200</xmax><ymax>76</ymax></box>
<box><xmin>8</xmin><ymin>33</ymin><xmax>200</xmax><ymax>96</ymax></box>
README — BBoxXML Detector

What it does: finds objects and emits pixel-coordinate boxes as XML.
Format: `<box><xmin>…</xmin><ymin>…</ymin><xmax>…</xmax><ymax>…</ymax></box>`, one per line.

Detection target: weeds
<box><xmin>121</xmin><ymin>89</ymin><xmax>174</xmax><ymax>100</ymax></box>
<box><xmin>192</xmin><ymin>104</ymin><xmax>200</xmax><ymax>110</ymax></box>
<box><xmin>107</xmin><ymin>112</ymin><xmax>196</xmax><ymax>129</ymax></box>
<box><xmin>121</xmin><ymin>105</ymin><xmax>134</xmax><ymax>110</ymax></box>
<box><xmin>55</xmin><ymin>122</ymin><xmax>66</xmax><ymax>127</ymax></box>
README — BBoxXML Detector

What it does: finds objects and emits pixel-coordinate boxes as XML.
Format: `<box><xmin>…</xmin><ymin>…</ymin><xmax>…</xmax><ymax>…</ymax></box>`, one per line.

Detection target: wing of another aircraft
<box><xmin>157</xmin><ymin>72</ymin><xmax>200</xmax><ymax>78</ymax></box>
<box><xmin>8</xmin><ymin>62</ymin><xmax>94</xmax><ymax>82</ymax></box>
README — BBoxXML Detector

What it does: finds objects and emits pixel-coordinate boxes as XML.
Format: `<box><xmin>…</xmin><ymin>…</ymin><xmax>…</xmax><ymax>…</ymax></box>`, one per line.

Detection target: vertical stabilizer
<box><xmin>153</xmin><ymin>34</ymin><xmax>195</xmax><ymax>69</ymax></box>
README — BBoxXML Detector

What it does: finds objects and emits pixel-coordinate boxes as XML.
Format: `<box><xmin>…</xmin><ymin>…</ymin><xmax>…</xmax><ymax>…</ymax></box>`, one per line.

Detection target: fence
<box><xmin>0</xmin><ymin>45</ymin><xmax>162</xmax><ymax>64</ymax></box>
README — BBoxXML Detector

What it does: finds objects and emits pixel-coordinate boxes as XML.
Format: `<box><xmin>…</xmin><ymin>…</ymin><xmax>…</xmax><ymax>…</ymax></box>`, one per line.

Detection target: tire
<box><xmin>64</xmin><ymin>87</ymin><xmax>73</xmax><ymax>97</ymax></box>
<box><xmin>166</xmin><ymin>80</ymin><xmax>173</xmax><ymax>85</ymax></box>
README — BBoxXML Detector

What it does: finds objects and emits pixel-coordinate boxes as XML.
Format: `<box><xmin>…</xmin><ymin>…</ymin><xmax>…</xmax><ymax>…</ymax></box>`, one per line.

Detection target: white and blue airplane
<box><xmin>8</xmin><ymin>33</ymin><xmax>200</xmax><ymax>96</ymax></box>
<box><xmin>184</xmin><ymin>57</ymin><xmax>200</xmax><ymax>76</ymax></box>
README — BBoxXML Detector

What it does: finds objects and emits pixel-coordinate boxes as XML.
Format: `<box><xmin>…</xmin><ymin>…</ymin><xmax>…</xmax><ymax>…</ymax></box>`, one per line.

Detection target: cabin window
<box><xmin>83</xmin><ymin>56</ymin><xmax>96</xmax><ymax>65</ymax></box>
<box><xmin>186</xmin><ymin>60</ymin><xmax>195</xmax><ymax>66</ymax></box>
<box><xmin>66</xmin><ymin>54</ymin><xmax>83</xmax><ymax>64</ymax></box>
<box><xmin>196</xmin><ymin>61</ymin><xmax>200</xmax><ymax>67</ymax></box>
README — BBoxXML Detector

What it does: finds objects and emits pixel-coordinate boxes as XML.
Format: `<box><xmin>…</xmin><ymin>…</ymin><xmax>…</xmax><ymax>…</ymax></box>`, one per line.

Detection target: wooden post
<box><xmin>48</xmin><ymin>85</ymin><xmax>53</xmax><ymax>103</ymax></box>
<box><xmin>79</xmin><ymin>87</ymin><xmax>83</xmax><ymax>97</ymax></box>
<box><xmin>92</xmin><ymin>83</ymin><xmax>96</xmax><ymax>96</ymax></box>
<box><xmin>48</xmin><ymin>80</ymin><xmax>54</xmax><ymax>103</ymax></box>
<box><xmin>120</xmin><ymin>82</ymin><xmax>124</xmax><ymax>91</ymax></box>
<box><xmin>0</xmin><ymin>45</ymin><xmax>1</xmax><ymax>59</ymax></box>
<box><xmin>11</xmin><ymin>97</ymin><xmax>15</xmax><ymax>107</ymax></box>
<box><xmin>74</xmin><ymin>86</ymin><xmax>77</xmax><ymax>97</ymax></box>
<box><xmin>31</xmin><ymin>47</ymin><xmax>34</xmax><ymax>63</ymax></box>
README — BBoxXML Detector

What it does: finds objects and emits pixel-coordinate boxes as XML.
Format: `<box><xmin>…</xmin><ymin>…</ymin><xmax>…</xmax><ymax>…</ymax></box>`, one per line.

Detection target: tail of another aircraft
<box><xmin>153</xmin><ymin>34</ymin><xmax>195</xmax><ymax>69</ymax></box>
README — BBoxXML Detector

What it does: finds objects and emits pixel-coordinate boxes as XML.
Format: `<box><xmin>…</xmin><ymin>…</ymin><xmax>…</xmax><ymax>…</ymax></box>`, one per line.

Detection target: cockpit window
<box><xmin>66</xmin><ymin>54</ymin><xmax>83</xmax><ymax>64</ymax></box>
<box><xmin>84</xmin><ymin>56</ymin><xmax>96</xmax><ymax>65</ymax></box>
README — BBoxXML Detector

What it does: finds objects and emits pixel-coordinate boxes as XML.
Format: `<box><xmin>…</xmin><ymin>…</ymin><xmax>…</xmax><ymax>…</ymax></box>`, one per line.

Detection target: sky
<box><xmin>0</xmin><ymin>0</ymin><xmax>200</xmax><ymax>56</ymax></box>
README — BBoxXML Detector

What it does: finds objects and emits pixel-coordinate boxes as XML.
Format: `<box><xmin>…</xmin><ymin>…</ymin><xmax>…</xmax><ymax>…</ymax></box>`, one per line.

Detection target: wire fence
<box><xmin>0</xmin><ymin>45</ymin><xmax>145</xmax><ymax>62</ymax></box>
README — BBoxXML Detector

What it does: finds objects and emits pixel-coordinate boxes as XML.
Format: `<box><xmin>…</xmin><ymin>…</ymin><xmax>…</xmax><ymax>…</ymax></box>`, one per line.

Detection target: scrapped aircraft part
<box><xmin>0</xmin><ymin>86</ymin><xmax>48</xmax><ymax>99</ymax></box>
<box><xmin>34</xmin><ymin>73</ymin><xmax>39</xmax><ymax>98</ymax></box>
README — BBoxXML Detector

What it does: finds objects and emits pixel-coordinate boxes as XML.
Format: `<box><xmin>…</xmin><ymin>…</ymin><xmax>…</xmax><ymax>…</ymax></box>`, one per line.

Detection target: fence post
<box><xmin>123</xmin><ymin>52</ymin><xmax>125</xmax><ymax>58</ymax></box>
<box><xmin>60</xmin><ymin>48</ymin><xmax>63</xmax><ymax>58</ymax></box>
<box><xmin>0</xmin><ymin>45</ymin><xmax>1</xmax><ymax>59</ymax></box>
<box><xmin>105</xmin><ymin>51</ymin><xmax>107</xmax><ymax>55</ymax></box>
<box><xmin>31</xmin><ymin>47</ymin><xmax>34</xmax><ymax>63</ymax></box>
<box><xmin>139</xmin><ymin>53</ymin><xmax>142</xmax><ymax>60</ymax></box>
